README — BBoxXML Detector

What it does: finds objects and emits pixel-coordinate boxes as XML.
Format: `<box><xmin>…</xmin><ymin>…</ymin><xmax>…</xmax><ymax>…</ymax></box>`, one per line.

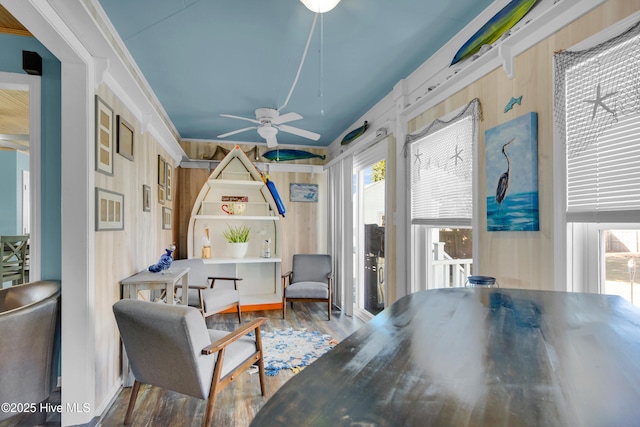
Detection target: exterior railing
<box><xmin>432</xmin><ymin>242</ymin><xmax>472</xmax><ymax>288</ymax></box>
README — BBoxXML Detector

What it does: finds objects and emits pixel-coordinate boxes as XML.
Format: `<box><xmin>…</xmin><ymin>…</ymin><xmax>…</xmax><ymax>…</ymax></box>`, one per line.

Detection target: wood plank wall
<box><xmin>406</xmin><ymin>0</ymin><xmax>640</xmax><ymax>290</ymax></box>
<box><xmin>93</xmin><ymin>86</ymin><xmax>175</xmax><ymax>407</ymax></box>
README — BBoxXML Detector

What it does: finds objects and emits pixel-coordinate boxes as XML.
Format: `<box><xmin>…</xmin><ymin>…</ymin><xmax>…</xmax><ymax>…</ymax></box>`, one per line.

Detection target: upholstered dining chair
<box><xmin>172</xmin><ymin>258</ymin><xmax>242</xmax><ymax>322</ymax></box>
<box><xmin>113</xmin><ymin>299</ymin><xmax>266</xmax><ymax>427</ymax></box>
<box><xmin>282</xmin><ymin>254</ymin><xmax>333</xmax><ymax>320</ymax></box>
<box><xmin>1</xmin><ymin>235</ymin><xmax>29</xmax><ymax>286</ymax></box>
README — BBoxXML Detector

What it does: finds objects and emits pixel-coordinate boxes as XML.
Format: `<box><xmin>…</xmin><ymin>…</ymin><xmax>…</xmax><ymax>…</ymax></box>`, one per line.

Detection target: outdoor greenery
<box><xmin>372</xmin><ymin>160</ymin><xmax>385</xmax><ymax>182</ymax></box>
<box><xmin>223</xmin><ymin>225</ymin><xmax>251</xmax><ymax>243</ymax></box>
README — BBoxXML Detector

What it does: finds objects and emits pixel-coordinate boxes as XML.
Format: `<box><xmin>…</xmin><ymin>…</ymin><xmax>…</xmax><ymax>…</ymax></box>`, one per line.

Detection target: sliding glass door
<box><xmin>353</xmin><ymin>141</ymin><xmax>387</xmax><ymax>317</ymax></box>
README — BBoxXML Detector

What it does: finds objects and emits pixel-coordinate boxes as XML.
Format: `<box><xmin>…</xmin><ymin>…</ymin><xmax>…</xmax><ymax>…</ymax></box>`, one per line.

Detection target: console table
<box><xmin>251</xmin><ymin>288</ymin><xmax>640</xmax><ymax>426</ymax></box>
<box><xmin>120</xmin><ymin>267</ymin><xmax>189</xmax><ymax>305</ymax></box>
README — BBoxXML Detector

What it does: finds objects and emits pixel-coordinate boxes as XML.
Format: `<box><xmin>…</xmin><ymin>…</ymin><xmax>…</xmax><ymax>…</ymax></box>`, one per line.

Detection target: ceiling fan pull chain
<box><xmin>319</xmin><ymin>13</ymin><xmax>325</xmax><ymax>116</ymax></box>
<box><xmin>278</xmin><ymin>13</ymin><xmax>318</xmax><ymax>112</ymax></box>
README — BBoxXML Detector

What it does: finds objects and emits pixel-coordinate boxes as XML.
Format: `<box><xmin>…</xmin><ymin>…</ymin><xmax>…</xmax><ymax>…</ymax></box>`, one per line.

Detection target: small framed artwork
<box><xmin>96</xmin><ymin>187</ymin><xmax>124</xmax><ymax>231</ymax></box>
<box><xmin>117</xmin><ymin>115</ymin><xmax>134</xmax><ymax>161</ymax></box>
<box><xmin>158</xmin><ymin>155</ymin><xmax>166</xmax><ymax>204</ymax></box>
<box><xmin>222</xmin><ymin>196</ymin><xmax>249</xmax><ymax>202</ymax></box>
<box><xmin>166</xmin><ymin>164</ymin><xmax>173</xmax><ymax>201</ymax></box>
<box><xmin>158</xmin><ymin>185</ymin><xmax>165</xmax><ymax>205</ymax></box>
<box><xmin>290</xmin><ymin>183</ymin><xmax>318</xmax><ymax>202</ymax></box>
<box><xmin>162</xmin><ymin>207</ymin><xmax>172</xmax><ymax>230</ymax></box>
<box><xmin>158</xmin><ymin>155</ymin><xmax>166</xmax><ymax>187</ymax></box>
<box><xmin>95</xmin><ymin>96</ymin><xmax>114</xmax><ymax>176</ymax></box>
<box><xmin>142</xmin><ymin>185</ymin><xmax>151</xmax><ymax>212</ymax></box>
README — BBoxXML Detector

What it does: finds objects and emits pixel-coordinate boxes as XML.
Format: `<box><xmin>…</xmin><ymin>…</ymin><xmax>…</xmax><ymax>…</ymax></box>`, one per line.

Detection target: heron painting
<box><xmin>485</xmin><ymin>112</ymin><xmax>539</xmax><ymax>231</ymax></box>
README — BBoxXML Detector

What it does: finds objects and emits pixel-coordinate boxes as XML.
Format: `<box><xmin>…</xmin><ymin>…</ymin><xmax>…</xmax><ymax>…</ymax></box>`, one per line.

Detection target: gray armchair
<box><xmin>113</xmin><ymin>299</ymin><xmax>266</xmax><ymax>426</ymax></box>
<box><xmin>0</xmin><ymin>280</ymin><xmax>61</xmax><ymax>424</ymax></box>
<box><xmin>282</xmin><ymin>254</ymin><xmax>333</xmax><ymax>320</ymax></box>
<box><xmin>172</xmin><ymin>258</ymin><xmax>242</xmax><ymax>322</ymax></box>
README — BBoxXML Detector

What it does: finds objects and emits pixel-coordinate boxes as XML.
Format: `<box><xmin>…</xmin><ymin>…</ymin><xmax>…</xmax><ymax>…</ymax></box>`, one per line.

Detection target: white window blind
<box><xmin>562</xmin><ymin>30</ymin><xmax>640</xmax><ymax>222</ymax></box>
<box><xmin>410</xmin><ymin>116</ymin><xmax>473</xmax><ymax>226</ymax></box>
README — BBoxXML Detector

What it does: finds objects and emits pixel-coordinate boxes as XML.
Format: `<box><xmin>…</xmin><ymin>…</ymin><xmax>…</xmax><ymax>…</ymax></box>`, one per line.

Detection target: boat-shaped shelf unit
<box><xmin>187</xmin><ymin>145</ymin><xmax>283</xmax><ymax>310</ymax></box>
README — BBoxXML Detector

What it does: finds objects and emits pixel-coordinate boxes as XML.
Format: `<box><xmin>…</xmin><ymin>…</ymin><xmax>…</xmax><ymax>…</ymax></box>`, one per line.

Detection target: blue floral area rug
<box><xmin>260</xmin><ymin>328</ymin><xmax>338</xmax><ymax>376</ymax></box>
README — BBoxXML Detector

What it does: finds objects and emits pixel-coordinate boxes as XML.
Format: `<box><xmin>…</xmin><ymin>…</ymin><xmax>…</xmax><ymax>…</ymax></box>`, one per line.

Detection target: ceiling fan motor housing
<box><xmin>255</xmin><ymin>108</ymin><xmax>278</xmax><ymax>124</ymax></box>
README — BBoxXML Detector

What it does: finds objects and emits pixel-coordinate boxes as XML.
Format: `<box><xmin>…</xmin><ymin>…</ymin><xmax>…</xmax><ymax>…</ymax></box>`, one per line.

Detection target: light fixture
<box><xmin>300</xmin><ymin>0</ymin><xmax>341</xmax><ymax>13</ymax></box>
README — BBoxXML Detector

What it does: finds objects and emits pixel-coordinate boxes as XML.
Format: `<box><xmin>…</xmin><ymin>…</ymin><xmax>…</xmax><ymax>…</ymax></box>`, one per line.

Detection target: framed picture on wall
<box><xmin>166</xmin><ymin>164</ymin><xmax>173</xmax><ymax>201</ymax></box>
<box><xmin>142</xmin><ymin>185</ymin><xmax>151</xmax><ymax>212</ymax></box>
<box><xmin>290</xmin><ymin>183</ymin><xmax>318</xmax><ymax>202</ymax></box>
<box><xmin>158</xmin><ymin>185</ymin><xmax>165</xmax><ymax>205</ymax></box>
<box><xmin>485</xmin><ymin>112</ymin><xmax>539</xmax><ymax>231</ymax></box>
<box><xmin>162</xmin><ymin>207</ymin><xmax>172</xmax><ymax>230</ymax></box>
<box><xmin>95</xmin><ymin>96</ymin><xmax>114</xmax><ymax>176</ymax></box>
<box><xmin>158</xmin><ymin>155</ymin><xmax>166</xmax><ymax>187</ymax></box>
<box><xmin>158</xmin><ymin>155</ymin><xmax>166</xmax><ymax>204</ymax></box>
<box><xmin>95</xmin><ymin>187</ymin><xmax>124</xmax><ymax>231</ymax></box>
<box><xmin>117</xmin><ymin>115</ymin><xmax>134</xmax><ymax>161</ymax></box>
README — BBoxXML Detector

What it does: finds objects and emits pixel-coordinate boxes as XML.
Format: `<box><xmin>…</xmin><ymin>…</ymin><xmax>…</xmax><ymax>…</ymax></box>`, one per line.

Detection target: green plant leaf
<box><xmin>222</xmin><ymin>224</ymin><xmax>251</xmax><ymax>243</ymax></box>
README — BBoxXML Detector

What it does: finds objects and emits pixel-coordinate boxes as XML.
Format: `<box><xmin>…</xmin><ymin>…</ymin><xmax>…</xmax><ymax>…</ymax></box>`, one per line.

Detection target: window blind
<box><xmin>409</xmin><ymin>116</ymin><xmax>473</xmax><ymax>226</ymax></box>
<box><xmin>559</xmin><ymin>25</ymin><xmax>640</xmax><ymax>222</ymax></box>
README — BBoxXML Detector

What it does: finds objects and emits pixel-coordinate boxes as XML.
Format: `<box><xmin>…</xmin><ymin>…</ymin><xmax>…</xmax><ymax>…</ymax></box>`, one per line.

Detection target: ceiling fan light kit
<box><xmin>300</xmin><ymin>0</ymin><xmax>341</xmax><ymax>14</ymax></box>
<box><xmin>257</xmin><ymin>125</ymin><xmax>278</xmax><ymax>148</ymax></box>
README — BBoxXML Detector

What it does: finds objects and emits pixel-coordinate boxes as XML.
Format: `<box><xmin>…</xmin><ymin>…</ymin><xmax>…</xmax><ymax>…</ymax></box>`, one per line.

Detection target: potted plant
<box><xmin>223</xmin><ymin>225</ymin><xmax>251</xmax><ymax>258</ymax></box>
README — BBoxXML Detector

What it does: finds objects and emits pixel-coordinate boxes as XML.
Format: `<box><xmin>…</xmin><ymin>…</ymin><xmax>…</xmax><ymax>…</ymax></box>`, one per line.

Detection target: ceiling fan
<box><xmin>217</xmin><ymin>108</ymin><xmax>320</xmax><ymax>148</ymax></box>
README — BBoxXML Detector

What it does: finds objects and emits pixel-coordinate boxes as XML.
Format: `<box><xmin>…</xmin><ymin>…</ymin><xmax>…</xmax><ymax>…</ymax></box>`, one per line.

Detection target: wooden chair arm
<box><xmin>208</xmin><ymin>276</ymin><xmax>243</xmax><ymax>282</ymax></box>
<box><xmin>281</xmin><ymin>271</ymin><xmax>292</xmax><ymax>289</ymax></box>
<box><xmin>202</xmin><ymin>317</ymin><xmax>267</xmax><ymax>355</ymax></box>
<box><xmin>207</xmin><ymin>276</ymin><xmax>243</xmax><ymax>290</ymax></box>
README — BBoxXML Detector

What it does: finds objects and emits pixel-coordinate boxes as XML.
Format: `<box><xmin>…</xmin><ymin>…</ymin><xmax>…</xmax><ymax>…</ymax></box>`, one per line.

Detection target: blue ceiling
<box><xmin>98</xmin><ymin>0</ymin><xmax>494</xmax><ymax>146</ymax></box>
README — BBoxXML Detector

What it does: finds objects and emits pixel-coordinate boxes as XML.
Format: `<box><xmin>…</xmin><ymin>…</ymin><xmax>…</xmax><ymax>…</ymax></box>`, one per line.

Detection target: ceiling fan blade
<box><xmin>266</xmin><ymin>134</ymin><xmax>278</xmax><ymax>148</ymax></box>
<box><xmin>273</xmin><ymin>112</ymin><xmax>302</xmax><ymax>125</ymax></box>
<box><xmin>220</xmin><ymin>114</ymin><xmax>260</xmax><ymax>124</ymax></box>
<box><xmin>217</xmin><ymin>126</ymin><xmax>257</xmax><ymax>138</ymax></box>
<box><xmin>278</xmin><ymin>124</ymin><xmax>320</xmax><ymax>141</ymax></box>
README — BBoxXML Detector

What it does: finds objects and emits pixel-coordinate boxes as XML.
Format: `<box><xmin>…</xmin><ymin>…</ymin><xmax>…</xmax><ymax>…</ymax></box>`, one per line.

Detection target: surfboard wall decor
<box><xmin>451</xmin><ymin>0</ymin><xmax>538</xmax><ymax>66</ymax></box>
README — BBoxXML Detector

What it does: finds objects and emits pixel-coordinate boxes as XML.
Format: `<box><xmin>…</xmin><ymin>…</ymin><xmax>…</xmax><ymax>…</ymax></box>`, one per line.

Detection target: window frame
<box><xmin>554</xmin><ymin>14</ymin><xmax>640</xmax><ymax>292</ymax></box>
<box><xmin>406</xmin><ymin>101</ymin><xmax>481</xmax><ymax>291</ymax></box>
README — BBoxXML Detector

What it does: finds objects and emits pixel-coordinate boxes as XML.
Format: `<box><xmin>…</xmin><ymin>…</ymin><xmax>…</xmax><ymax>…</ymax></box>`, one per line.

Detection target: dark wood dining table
<box><xmin>250</xmin><ymin>287</ymin><xmax>640</xmax><ymax>426</ymax></box>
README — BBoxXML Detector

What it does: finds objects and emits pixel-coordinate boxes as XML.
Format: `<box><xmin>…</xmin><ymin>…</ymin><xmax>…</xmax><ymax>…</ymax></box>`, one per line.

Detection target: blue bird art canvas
<box><xmin>485</xmin><ymin>112</ymin><xmax>539</xmax><ymax>231</ymax></box>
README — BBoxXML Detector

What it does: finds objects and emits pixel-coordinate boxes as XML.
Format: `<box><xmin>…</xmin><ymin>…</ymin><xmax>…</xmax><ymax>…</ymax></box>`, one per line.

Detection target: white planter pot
<box><xmin>228</xmin><ymin>242</ymin><xmax>249</xmax><ymax>258</ymax></box>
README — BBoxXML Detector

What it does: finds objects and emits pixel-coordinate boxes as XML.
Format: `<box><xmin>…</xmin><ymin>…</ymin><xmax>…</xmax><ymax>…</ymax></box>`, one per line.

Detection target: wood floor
<box><xmin>100</xmin><ymin>303</ymin><xmax>365</xmax><ymax>427</ymax></box>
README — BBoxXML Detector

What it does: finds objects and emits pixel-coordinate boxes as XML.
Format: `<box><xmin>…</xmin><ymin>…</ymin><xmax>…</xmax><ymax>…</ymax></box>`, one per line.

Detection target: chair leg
<box><xmin>203</xmin><ymin>390</ymin><xmax>219</xmax><ymax>427</ymax></box>
<box><xmin>236</xmin><ymin>303</ymin><xmax>242</xmax><ymax>323</ymax></box>
<box><xmin>255</xmin><ymin>329</ymin><xmax>267</xmax><ymax>396</ymax></box>
<box><xmin>282</xmin><ymin>297</ymin><xmax>286</xmax><ymax>319</ymax></box>
<box><xmin>124</xmin><ymin>380</ymin><xmax>141</xmax><ymax>425</ymax></box>
<box><xmin>203</xmin><ymin>349</ymin><xmax>225</xmax><ymax>427</ymax></box>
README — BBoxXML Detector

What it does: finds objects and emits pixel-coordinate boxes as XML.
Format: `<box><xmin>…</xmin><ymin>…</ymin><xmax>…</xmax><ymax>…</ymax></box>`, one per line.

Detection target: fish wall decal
<box><xmin>504</xmin><ymin>95</ymin><xmax>523</xmax><ymax>113</ymax></box>
<box><xmin>262</xmin><ymin>149</ymin><xmax>326</xmax><ymax>162</ymax></box>
<box><xmin>341</xmin><ymin>121</ymin><xmax>368</xmax><ymax>145</ymax></box>
<box><xmin>451</xmin><ymin>0</ymin><xmax>539</xmax><ymax>65</ymax></box>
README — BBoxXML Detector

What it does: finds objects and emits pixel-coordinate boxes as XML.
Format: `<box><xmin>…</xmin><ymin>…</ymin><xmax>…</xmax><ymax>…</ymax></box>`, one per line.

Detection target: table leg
<box><xmin>178</xmin><ymin>272</ymin><xmax>188</xmax><ymax>305</ymax></box>
<box><xmin>166</xmin><ymin>280</ymin><xmax>174</xmax><ymax>305</ymax></box>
